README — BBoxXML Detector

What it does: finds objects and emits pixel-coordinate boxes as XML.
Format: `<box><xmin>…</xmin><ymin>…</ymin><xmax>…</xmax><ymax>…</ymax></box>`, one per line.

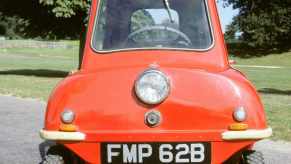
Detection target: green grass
<box><xmin>231</xmin><ymin>52</ymin><xmax>291</xmax><ymax>67</ymax></box>
<box><xmin>0</xmin><ymin>46</ymin><xmax>79</xmax><ymax>100</ymax></box>
<box><xmin>0</xmin><ymin>43</ymin><xmax>290</xmax><ymax>141</ymax></box>
<box><xmin>233</xmin><ymin>52</ymin><xmax>291</xmax><ymax>141</ymax></box>
<box><xmin>235</xmin><ymin>66</ymin><xmax>291</xmax><ymax>141</ymax></box>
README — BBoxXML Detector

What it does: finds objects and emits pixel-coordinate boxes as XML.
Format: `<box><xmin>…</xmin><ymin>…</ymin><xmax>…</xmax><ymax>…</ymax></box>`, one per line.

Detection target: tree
<box><xmin>39</xmin><ymin>0</ymin><xmax>91</xmax><ymax>18</ymax></box>
<box><xmin>222</xmin><ymin>0</ymin><xmax>291</xmax><ymax>51</ymax></box>
<box><xmin>0</xmin><ymin>0</ymin><xmax>83</xmax><ymax>39</ymax></box>
<box><xmin>131</xmin><ymin>10</ymin><xmax>155</xmax><ymax>32</ymax></box>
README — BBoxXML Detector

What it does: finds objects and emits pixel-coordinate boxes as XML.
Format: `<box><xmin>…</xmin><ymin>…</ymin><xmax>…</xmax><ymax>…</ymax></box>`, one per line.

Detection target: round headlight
<box><xmin>135</xmin><ymin>70</ymin><xmax>170</xmax><ymax>105</ymax></box>
<box><xmin>61</xmin><ymin>110</ymin><xmax>75</xmax><ymax>124</ymax></box>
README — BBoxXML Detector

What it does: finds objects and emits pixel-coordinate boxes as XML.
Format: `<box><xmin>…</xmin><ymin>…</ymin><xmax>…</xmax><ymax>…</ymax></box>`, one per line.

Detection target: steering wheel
<box><xmin>126</xmin><ymin>25</ymin><xmax>192</xmax><ymax>47</ymax></box>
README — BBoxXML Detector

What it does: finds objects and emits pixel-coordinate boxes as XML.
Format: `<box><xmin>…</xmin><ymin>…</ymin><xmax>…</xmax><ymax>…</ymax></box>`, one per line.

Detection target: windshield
<box><xmin>92</xmin><ymin>0</ymin><xmax>213</xmax><ymax>52</ymax></box>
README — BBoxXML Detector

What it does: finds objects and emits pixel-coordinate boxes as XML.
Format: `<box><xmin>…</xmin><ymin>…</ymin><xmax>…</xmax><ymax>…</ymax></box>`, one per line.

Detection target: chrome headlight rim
<box><xmin>135</xmin><ymin>69</ymin><xmax>171</xmax><ymax>105</ymax></box>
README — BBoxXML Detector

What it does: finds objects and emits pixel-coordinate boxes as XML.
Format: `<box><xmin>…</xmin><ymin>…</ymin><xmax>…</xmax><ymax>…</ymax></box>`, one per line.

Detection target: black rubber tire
<box><xmin>42</xmin><ymin>154</ymin><xmax>65</xmax><ymax>164</ymax></box>
<box><xmin>41</xmin><ymin>145</ymin><xmax>75</xmax><ymax>164</ymax></box>
<box><xmin>224</xmin><ymin>150</ymin><xmax>265</xmax><ymax>164</ymax></box>
<box><xmin>243</xmin><ymin>150</ymin><xmax>265</xmax><ymax>164</ymax></box>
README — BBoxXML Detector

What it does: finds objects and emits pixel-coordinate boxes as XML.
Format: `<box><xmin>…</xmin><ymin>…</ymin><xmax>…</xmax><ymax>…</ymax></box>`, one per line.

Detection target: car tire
<box><xmin>224</xmin><ymin>150</ymin><xmax>264</xmax><ymax>164</ymax></box>
<box><xmin>42</xmin><ymin>154</ymin><xmax>65</xmax><ymax>164</ymax></box>
<box><xmin>243</xmin><ymin>150</ymin><xmax>265</xmax><ymax>164</ymax></box>
<box><xmin>41</xmin><ymin>145</ymin><xmax>84</xmax><ymax>164</ymax></box>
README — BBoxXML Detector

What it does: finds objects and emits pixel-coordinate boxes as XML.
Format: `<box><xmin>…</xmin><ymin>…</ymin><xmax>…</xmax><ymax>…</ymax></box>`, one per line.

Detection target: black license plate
<box><xmin>101</xmin><ymin>142</ymin><xmax>211</xmax><ymax>164</ymax></box>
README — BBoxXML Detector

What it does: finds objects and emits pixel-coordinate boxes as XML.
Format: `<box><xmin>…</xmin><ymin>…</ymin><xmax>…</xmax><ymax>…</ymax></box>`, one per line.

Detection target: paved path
<box><xmin>254</xmin><ymin>140</ymin><xmax>291</xmax><ymax>164</ymax></box>
<box><xmin>0</xmin><ymin>96</ymin><xmax>45</xmax><ymax>164</ymax></box>
<box><xmin>0</xmin><ymin>95</ymin><xmax>290</xmax><ymax>164</ymax></box>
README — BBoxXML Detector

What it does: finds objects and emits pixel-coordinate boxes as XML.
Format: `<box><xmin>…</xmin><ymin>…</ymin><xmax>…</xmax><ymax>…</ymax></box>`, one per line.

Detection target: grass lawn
<box><xmin>0</xmin><ymin>45</ymin><xmax>79</xmax><ymax>100</ymax></box>
<box><xmin>233</xmin><ymin>54</ymin><xmax>291</xmax><ymax>141</ymax></box>
<box><xmin>0</xmin><ymin>43</ymin><xmax>290</xmax><ymax>141</ymax></box>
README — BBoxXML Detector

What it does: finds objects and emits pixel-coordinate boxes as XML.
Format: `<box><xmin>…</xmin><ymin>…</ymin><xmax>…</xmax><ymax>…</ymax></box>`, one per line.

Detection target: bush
<box><xmin>0</xmin><ymin>12</ymin><xmax>30</xmax><ymax>39</ymax></box>
<box><xmin>227</xmin><ymin>42</ymin><xmax>289</xmax><ymax>58</ymax></box>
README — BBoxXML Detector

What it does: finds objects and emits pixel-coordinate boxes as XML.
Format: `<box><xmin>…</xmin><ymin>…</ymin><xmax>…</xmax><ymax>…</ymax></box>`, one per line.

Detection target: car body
<box><xmin>40</xmin><ymin>0</ymin><xmax>272</xmax><ymax>163</ymax></box>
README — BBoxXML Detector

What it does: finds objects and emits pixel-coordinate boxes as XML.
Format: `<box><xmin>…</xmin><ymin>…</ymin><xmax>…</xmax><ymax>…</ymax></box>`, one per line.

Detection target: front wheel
<box><xmin>42</xmin><ymin>145</ymin><xmax>84</xmax><ymax>164</ymax></box>
<box><xmin>225</xmin><ymin>150</ymin><xmax>265</xmax><ymax>164</ymax></box>
<box><xmin>243</xmin><ymin>150</ymin><xmax>265</xmax><ymax>164</ymax></box>
<box><xmin>42</xmin><ymin>154</ymin><xmax>64</xmax><ymax>164</ymax></box>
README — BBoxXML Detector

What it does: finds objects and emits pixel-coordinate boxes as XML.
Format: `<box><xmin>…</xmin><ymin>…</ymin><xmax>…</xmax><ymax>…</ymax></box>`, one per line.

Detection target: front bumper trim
<box><xmin>40</xmin><ymin>128</ymin><xmax>272</xmax><ymax>141</ymax></box>
<box><xmin>222</xmin><ymin>127</ymin><xmax>272</xmax><ymax>140</ymax></box>
<box><xmin>40</xmin><ymin>129</ymin><xmax>86</xmax><ymax>141</ymax></box>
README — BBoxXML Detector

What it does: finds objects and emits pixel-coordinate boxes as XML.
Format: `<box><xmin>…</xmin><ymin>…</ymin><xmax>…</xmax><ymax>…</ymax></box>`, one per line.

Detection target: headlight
<box><xmin>135</xmin><ymin>70</ymin><xmax>170</xmax><ymax>105</ymax></box>
<box><xmin>61</xmin><ymin>110</ymin><xmax>75</xmax><ymax>124</ymax></box>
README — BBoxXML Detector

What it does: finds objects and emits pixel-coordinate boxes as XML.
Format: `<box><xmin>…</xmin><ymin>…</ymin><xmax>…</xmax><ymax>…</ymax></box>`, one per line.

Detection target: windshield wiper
<box><xmin>163</xmin><ymin>0</ymin><xmax>174</xmax><ymax>23</ymax></box>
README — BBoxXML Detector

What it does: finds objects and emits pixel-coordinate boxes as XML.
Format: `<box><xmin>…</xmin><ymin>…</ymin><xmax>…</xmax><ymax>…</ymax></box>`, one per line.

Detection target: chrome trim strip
<box><xmin>222</xmin><ymin>127</ymin><xmax>272</xmax><ymax>140</ymax></box>
<box><xmin>39</xmin><ymin>129</ymin><xmax>86</xmax><ymax>141</ymax></box>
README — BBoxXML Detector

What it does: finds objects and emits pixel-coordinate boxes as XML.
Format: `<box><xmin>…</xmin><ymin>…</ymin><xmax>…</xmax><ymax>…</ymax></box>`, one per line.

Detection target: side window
<box><xmin>93</xmin><ymin>0</ymin><xmax>107</xmax><ymax>50</ymax></box>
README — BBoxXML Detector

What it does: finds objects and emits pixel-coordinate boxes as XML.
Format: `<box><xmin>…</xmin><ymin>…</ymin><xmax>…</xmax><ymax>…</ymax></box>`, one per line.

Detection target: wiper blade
<box><xmin>163</xmin><ymin>0</ymin><xmax>174</xmax><ymax>23</ymax></box>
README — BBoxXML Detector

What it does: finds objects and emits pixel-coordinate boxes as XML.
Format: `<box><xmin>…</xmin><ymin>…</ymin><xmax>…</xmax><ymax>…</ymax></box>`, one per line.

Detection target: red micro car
<box><xmin>40</xmin><ymin>0</ymin><xmax>272</xmax><ymax>163</ymax></box>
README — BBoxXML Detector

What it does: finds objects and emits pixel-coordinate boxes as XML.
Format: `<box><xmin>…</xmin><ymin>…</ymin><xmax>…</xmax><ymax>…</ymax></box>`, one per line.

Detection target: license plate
<box><xmin>101</xmin><ymin>142</ymin><xmax>211</xmax><ymax>164</ymax></box>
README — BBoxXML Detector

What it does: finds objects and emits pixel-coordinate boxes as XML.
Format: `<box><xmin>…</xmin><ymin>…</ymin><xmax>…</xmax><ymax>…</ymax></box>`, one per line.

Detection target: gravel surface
<box><xmin>254</xmin><ymin>140</ymin><xmax>291</xmax><ymax>164</ymax></box>
<box><xmin>0</xmin><ymin>95</ymin><xmax>45</xmax><ymax>164</ymax></box>
<box><xmin>0</xmin><ymin>95</ymin><xmax>290</xmax><ymax>164</ymax></box>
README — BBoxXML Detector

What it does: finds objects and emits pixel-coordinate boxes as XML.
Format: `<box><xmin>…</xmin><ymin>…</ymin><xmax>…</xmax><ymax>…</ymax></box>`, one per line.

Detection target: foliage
<box><xmin>39</xmin><ymin>0</ymin><xmax>91</xmax><ymax>18</ymax></box>
<box><xmin>0</xmin><ymin>0</ymin><xmax>83</xmax><ymax>39</ymax></box>
<box><xmin>224</xmin><ymin>17</ymin><xmax>239</xmax><ymax>43</ymax></box>
<box><xmin>130</xmin><ymin>10</ymin><xmax>156</xmax><ymax>41</ymax></box>
<box><xmin>0</xmin><ymin>13</ymin><xmax>30</xmax><ymax>39</ymax></box>
<box><xmin>222</xmin><ymin>0</ymin><xmax>291</xmax><ymax>51</ymax></box>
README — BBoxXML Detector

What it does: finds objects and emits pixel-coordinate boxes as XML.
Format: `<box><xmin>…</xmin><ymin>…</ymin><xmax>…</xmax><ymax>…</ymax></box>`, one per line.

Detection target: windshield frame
<box><xmin>90</xmin><ymin>0</ymin><xmax>215</xmax><ymax>53</ymax></box>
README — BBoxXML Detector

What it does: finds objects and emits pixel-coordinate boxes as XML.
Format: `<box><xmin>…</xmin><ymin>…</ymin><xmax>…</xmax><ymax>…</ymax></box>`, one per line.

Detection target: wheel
<box><xmin>243</xmin><ymin>150</ymin><xmax>265</xmax><ymax>164</ymax></box>
<box><xmin>42</xmin><ymin>154</ymin><xmax>64</xmax><ymax>164</ymax></box>
<box><xmin>224</xmin><ymin>150</ymin><xmax>264</xmax><ymax>164</ymax></box>
<box><xmin>41</xmin><ymin>145</ymin><xmax>84</xmax><ymax>164</ymax></box>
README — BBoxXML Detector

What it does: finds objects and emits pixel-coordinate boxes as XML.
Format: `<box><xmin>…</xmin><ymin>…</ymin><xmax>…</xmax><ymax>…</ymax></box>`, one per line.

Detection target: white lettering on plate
<box><xmin>176</xmin><ymin>144</ymin><xmax>190</xmax><ymax>163</ymax></box>
<box><xmin>190</xmin><ymin>143</ymin><xmax>205</xmax><ymax>162</ymax></box>
<box><xmin>106</xmin><ymin>143</ymin><xmax>205</xmax><ymax>163</ymax></box>
<box><xmin>138</xmin><ymin>144</ymin><xmax>153</xmax><ymax>163</ymax></box>
<box><xmin>159</xmin><ymin>144</ymin><xmax>174</xmax><ymax>163</ymax></box>
<box><xmin>107</xmin><ymin>144</ymin><xmax>121</xmax><ymax>163</ymax></box>
<box><xmin>123</xmin><ymin>144</ymin><xmax>137</xmax><ymax>163</ymax></box>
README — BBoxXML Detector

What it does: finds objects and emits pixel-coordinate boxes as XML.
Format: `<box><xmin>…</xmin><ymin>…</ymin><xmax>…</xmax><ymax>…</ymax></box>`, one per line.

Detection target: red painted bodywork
<box><xmin>43</xmin><ymin>0</ymin><xmax>268</xmax><ymax>163</ymax></box>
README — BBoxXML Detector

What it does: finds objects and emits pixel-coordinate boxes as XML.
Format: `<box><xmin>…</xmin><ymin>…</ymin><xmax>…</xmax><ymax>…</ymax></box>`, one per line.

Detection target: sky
<box><xmin>217</xmin><ymin>1</ymin><xmax>239</xmax><ymax>33</ymax></box>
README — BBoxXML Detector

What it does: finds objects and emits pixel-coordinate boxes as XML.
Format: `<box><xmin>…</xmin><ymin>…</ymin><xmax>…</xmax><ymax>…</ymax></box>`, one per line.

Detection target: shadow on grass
<box><xmin>0</xmin><ymin>69</ymin><xmax>68</xmax><ymax>78</ymax></box>
<box><xmin>258</xmin><ymin>88</ymin><xmax>291</xmax><ymax>96</ymax></box>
